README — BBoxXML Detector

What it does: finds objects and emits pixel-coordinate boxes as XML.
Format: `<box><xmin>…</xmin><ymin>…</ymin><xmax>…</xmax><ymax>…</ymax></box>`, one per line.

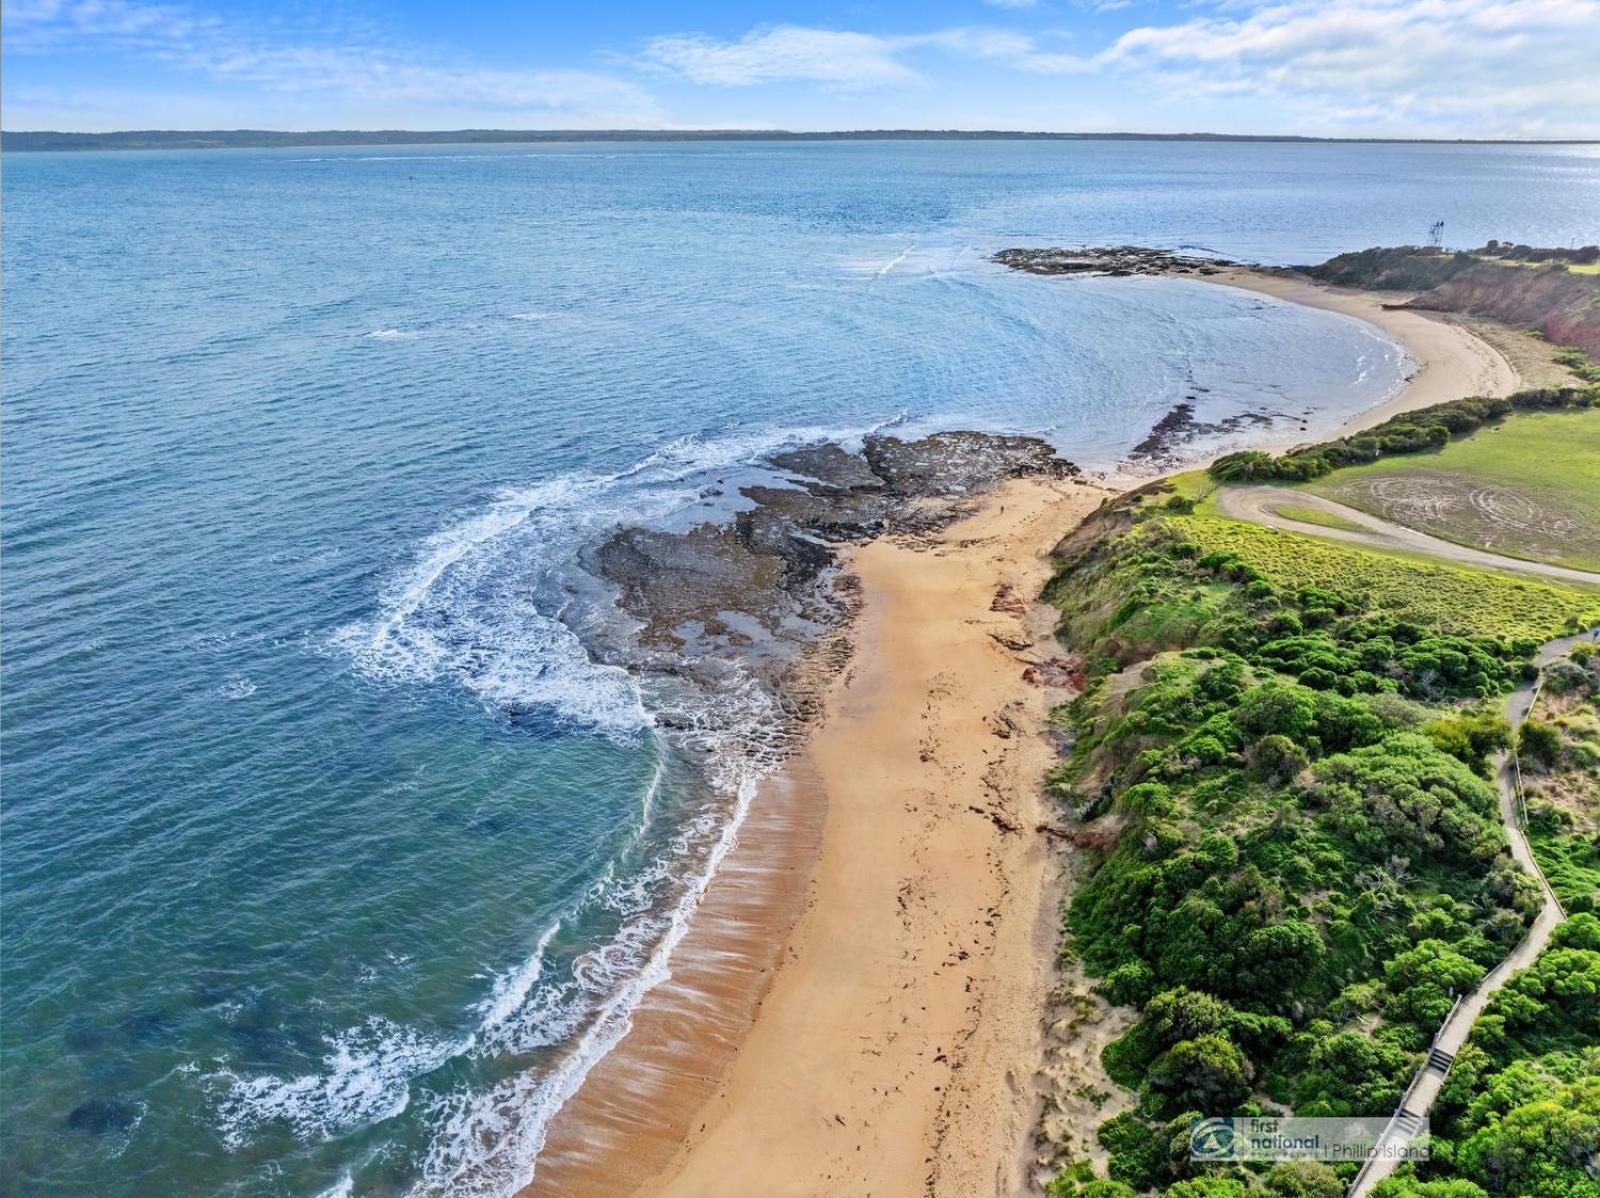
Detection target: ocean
<box><xmin>3</xmin><ymin>138</ymin><xmax>1597</xmax><ymax>1197</ymax></box>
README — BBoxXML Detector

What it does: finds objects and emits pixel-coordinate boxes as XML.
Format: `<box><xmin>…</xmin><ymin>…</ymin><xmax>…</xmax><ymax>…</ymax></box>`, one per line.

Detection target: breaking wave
<box><xmin>230</xmin><ymin>426</ymin><xmax>881</xmax><ymax>1194</ymax></box>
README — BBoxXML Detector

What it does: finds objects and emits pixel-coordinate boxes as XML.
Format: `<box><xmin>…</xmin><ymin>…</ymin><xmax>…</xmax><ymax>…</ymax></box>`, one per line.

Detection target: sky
<box><xmin>3</xmin><ymin>0</ymin><xmax>1598</xmax><ymax>139</ymax></box>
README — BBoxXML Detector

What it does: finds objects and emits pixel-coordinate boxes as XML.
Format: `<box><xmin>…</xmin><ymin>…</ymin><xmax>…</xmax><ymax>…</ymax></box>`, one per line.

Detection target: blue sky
<box><xmin>4</xmin><ymin>0</ymin><xmax>1598</xmax><ymax>137</ymax></box>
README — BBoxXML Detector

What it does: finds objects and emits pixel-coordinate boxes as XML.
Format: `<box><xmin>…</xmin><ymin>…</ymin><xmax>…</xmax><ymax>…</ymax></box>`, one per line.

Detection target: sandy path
<box><xmin>1215</xmin><ymin>485</ymin><xmax>1600</xmax><ymax>587</ymax></box>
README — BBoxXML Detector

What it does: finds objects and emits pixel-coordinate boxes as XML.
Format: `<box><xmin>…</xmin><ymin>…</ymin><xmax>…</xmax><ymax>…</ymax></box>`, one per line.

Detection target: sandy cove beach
<box><xmin>522</xmin><ymin>271</ymin><xmax>1531</xmax><ymax>1198</ymax></box>
<box><xmin>1212</xmin><ymin>269</ymin><xmax>1519</xmax><ymax>434</ymax></box>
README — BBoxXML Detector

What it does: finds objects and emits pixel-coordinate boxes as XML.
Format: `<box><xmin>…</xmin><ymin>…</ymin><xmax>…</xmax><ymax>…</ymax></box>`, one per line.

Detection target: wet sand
<box><xmin>1211</xmin><ymin>269</ymin><xmax>1520</xmax><ymax>440</ymax></box>
<box><xmin>520</xmin><ymin>268</ymin><xmax>1537</xmax><ymax>1198</ymax></box>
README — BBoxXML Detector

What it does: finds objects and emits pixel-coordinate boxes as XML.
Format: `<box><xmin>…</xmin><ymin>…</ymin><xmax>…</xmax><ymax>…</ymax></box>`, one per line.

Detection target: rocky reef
<box><xmin>993</xmin><ymin>246</ymin><xmax>1233</xmax><ymax>278</ymax></box>
<box><xmin>1127</xmin><ymin>402</ymin><xmax>1285</xmax><ymax>467</ymax></box>
<box><xmin>588</xmin><ymin>432</ymin><xmax>1080</xmax><ymax>703</ymax></box>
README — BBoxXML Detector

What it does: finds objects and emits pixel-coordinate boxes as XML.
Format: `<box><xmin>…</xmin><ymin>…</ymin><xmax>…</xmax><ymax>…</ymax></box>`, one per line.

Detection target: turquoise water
<box><xmin>3</xmin><ymin>139</ymin><xmax>1597</xmax><ymax>1197</ymax></box>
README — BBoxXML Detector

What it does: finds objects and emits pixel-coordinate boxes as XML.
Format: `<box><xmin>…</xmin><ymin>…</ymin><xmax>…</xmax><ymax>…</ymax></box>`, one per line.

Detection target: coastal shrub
<box><xmin>1048</xmin><ymin>1176</ymin><xmax>1138</xmax><ymax>1198</ymax></box>
<box><xmin>1207</xmin><ymin>387</ymin><xmax>1598</xmax><ymax>485</ymax></box>
<box><xmin>1371</xmin><ymin>1181</ymin><xmax>1490</xmax><ymax>1198</ymax></box>
<box><xmin>1424</xmin><ymin>710</ymin><xmax>1512</xmax><ymax>774</ymax></box>
<box><xmin>1313</xmin><ymin>734</ymin><xmax>1503</xmax><ymax>866</ymax></box>
<box><xmin>1148</xmin><ymin>1034</ymin><xmax>1256</xmax><ymax>1112</ymax></box>
<box><xmin>1045</xmin><ymin>480</ymin><xmax>1596</xmax><ymax>1193</ymax></box>
<box><xmin>1288</xmin><ymin>1028</ymin><xmax>1414</xmax><ymax>1116</ymax></box>
<box><xmin>1164</xmin><ymin>1178</ymin><xmax>1252</xmax><ymax>1198</ymax></box>
<box><xmin>1517</xmin><ymin>719</ymin><xmax>1563</xmax><ymax>769</ymax></box>
<box><xmin>1452</xmin><ymin>1074</ymin><xmax>1600</xmax><ymax>1198</ymax></box>
<box><xmin>1261</xmin><ymin>1162</ymin><xmax>1344</xmax><ymax>1198</ymax></box>
<box><xmin>1099</xmin><ymin>1111</ymin><xmax>1171</xmax><ymax>1190</ymax></box>
<box><xmin>1245</xmin><ymin>733</ymin><xmax>1308</xmax><ymax>781</ymax></box>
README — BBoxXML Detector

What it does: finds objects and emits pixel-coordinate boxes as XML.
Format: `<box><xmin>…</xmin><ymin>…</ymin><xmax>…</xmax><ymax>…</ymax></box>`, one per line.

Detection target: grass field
<box><xmin>1264</xmin><ymin>502</ymin><xmax>1369</xmax><ymax>532</ymax></box>
<box><xmin>1178</xmin><ymin>511</ymin><xmax>1600</xmax><ymax>642</ymax></box>
<box><xmin>1301</xmin><ymin>409</ymin><xmax>1600</xmax><ymax>572</ymax></box>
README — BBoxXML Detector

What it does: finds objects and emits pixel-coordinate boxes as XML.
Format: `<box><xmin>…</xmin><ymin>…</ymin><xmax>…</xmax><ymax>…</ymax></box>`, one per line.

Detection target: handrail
<box><xmin>1507</xmin><ymin>671</ymin><xmax>1566</xmax><ymax>919</ymax></box>
<box><xmin>1347</xmin><ymin>996</ymin><xmax>1460</xmax><ymax>1194</ymax></box>
<box><xmin>1347</xmin><ymin>634</ymin><xmax>1596</xmax><ymax>1197</ymax></box>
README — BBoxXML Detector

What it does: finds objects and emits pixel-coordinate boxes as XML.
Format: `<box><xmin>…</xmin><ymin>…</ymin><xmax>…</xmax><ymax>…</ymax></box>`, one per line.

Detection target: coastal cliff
<box><xmin>1309</xmin><ymin>246</ymin><xmax>1600</xmax><ymax>357</ymax></box>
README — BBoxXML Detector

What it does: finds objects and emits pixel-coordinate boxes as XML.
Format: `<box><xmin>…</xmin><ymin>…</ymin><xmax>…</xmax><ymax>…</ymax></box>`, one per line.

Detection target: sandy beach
<box><xmin>521</xmin><ymin>270</ymin><xmax>1539</xmax><ymax>1198</ymax></box>
<box><xmin>1212</xmin><ymin>269</ymin><xmax>1520</xmax><ymax>434</ymax></box>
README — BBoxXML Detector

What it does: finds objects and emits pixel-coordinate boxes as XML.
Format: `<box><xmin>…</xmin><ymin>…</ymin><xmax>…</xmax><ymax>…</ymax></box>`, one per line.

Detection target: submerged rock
<box><xmin>65</xmin><ymin>1099</ymin><xmax>139</xmax><ymax>1136</ymax></box>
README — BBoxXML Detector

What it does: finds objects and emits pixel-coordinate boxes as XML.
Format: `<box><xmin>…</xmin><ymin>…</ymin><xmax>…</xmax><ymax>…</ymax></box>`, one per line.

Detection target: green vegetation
<box><xmin>1387</xmin><ymin>915</ymin><xmax>1600</xmax><ymax>1198</ymax></box>
<box><xmin>1208</xmin><ymin>388</ymin><xmax>1597</xmax><ymax>486</ymax></box>
<box><xmin>1310</xmin><ymin>243</ymin><xmax>1600</xmax><ymax>290</ymax></box>
<box><xmin>1265</xmin><ymin>503</ymin><xmax>1370</xmax><ymax>533</ymax></box>
<box><xmin>1473</xmin><ymin>239</ymin><xmax>1600</xmax><ymax>273</ymax></box>
<box><xmin>1555</xmin><ymin>349</ymin><xmax>1600</xmax><ymax>382</ymax></box>
<box><xmin>1039</xmin><ymin>484</ymin><xmax>1599</xmax><ymax>1197</ymax></box>
<box><xmin>1300</xmin><ymin>409</ymin><xmax>1600</xmax><ymax>572</ymax></box>
<box><xmin>1520</xmin><ymin>643</ymin><xmax>1600</xmax><ymax>914</ymax></box>
<box><xmin>1175</xmin><ymin>513</ymin><xmax>1597</xmax><ymax>644</ymax></box>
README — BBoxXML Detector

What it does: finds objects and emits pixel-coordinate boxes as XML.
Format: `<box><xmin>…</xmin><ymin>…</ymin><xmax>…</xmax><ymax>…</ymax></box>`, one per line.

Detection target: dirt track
<box><xmin>1214</xmin><ymin>485</ymin><xmax>1600</xmax><ymax>587</ymax></box>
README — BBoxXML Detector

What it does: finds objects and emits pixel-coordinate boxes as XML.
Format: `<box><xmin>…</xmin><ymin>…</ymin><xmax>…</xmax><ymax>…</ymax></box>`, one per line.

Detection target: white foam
<box><xmin>218</xmin><ymin>673</ymin><xmax>256</xmax><ymax>700</ymax></box>
<box><xmin>876</xmin><ymin>246</ymin><xmax>912</xmax><ymax>278</ymax></box>
<box><xmin>212</xmin><ymin>1018</ymin><xmax>464</xmax><ymax>1147</ymax></box>
<box><xmin>364</xmin><ymin>329</ymin><xmax>416</xmax><ymax>340</ymax></box>
<box><xmin>316</xmin><ymin>425</ymin><xmax>877</xmax><ymax>1194</ymax></box>
<box><xmin>405</xmin><ymin>677</ymin><xmax>785</xmax><ymax>1197</ymax></box>
<box><xmin>474</xmin><ymin>920</ymin><xmax>562</xmax><ymax>1036</ymax></box>
<box><xmin>332</xmin><ymin>472</ymin><xmax>651</xmax><ymax>737</ymax></box>
<box><xmin>411</xmin><ymin>743</ymin><xmax>776</xmax><ymax>1195</ymax></box>
<box><xmin>332</xmin><ymin>421</ymin><xmax>892</xmax><ymax>737</ymax></box>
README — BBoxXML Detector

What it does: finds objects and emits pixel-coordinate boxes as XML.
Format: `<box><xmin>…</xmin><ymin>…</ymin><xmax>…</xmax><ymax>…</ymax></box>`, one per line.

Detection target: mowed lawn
<box><xmin>1303</xmin><ymin>409</ymin><xmax>1600</xmax><ymax>572</ymax></box>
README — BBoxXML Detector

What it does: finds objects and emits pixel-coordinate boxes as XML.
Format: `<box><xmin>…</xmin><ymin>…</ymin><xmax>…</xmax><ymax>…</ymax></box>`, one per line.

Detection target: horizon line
<box><xmin>6</xmin><ymin>128</ymin><xmax>1599</xmax><ymax>152</ymax></box>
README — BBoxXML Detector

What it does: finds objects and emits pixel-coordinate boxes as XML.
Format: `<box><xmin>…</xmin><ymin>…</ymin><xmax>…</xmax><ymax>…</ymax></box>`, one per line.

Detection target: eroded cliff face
<box><xmin>1310</xmin><ymin>247</ymin><xmax>1600</xmax><ymax>357</ymax></box>
<box><xmin>1408</xmin><ymin>262</ymin><xmax>1600</xmax><ymax>357</ymax></box>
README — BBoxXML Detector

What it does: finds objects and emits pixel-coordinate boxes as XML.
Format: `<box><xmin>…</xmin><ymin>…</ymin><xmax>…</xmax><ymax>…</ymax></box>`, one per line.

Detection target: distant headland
<box><xmin>5</xmin><ymin>129</ymin><xmax>1598</xmax><ymax>152</ymax></box>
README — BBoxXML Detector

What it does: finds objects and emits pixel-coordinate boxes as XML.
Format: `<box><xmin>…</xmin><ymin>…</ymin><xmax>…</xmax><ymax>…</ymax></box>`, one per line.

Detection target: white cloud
<box><xmin>7</xmin><ymin>0</ymin><xmax>1598</xmax><ymax>136</ymax></box>
<box><xmin>1097</xmin><ymin>0</ymin><xmax>1600</xmax><ymax>134</ymax></box>
<box><xmin>637</xmin><ymin>3</ymin><xmax>1599</xmax><ymax>135</ymax></box>
<box><xmin>639</xmin><ymin>24</ymin><xmax>1080</xmax><ymax>88</ymax></box>
<box><xmin>639</xmin><ymin>27</ymin><xmax>925</xmax><ymax>87</ymax></box>
<box><xmin>2</xmin><ymin>0</ymin><xmax>665</xmax><ymax>128</ymax></box>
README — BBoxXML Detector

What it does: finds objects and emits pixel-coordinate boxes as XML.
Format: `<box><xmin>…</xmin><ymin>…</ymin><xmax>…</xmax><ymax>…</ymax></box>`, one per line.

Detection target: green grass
<box><xmin>1528</xmin><ymin>819</ymin><xmax>1600</xmax><ymax>912</ymax></box>
<box><xmin>1475</xmin><ymin>255</ymin><xmax>1600</xmax><ymax>276</ymax></box>
<box><xmin>1182</xmin><ymin>512</ymin><xmax>1600</xmax><ymax>643</ymax></box>
<box><xmin>1555</xmin><ymin>348</ymin><xmax>1600</xmax><ymax>383</ymax></box>
<box><xmin>1266</xmin><ymin>502</ymin><xmax>1370</xmax><ymax>533</ymax></box>
<box><xmin>1302</xmin><ymin>409</ymin><xmax>1600</xmax><ymax>572</ymax></box>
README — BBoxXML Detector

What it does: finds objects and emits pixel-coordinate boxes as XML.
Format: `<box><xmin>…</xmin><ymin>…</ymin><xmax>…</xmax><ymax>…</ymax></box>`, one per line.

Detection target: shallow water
<box><xmin>3</xmin><ymin>139</ymin><xmax>1597</xmax><ymax>1197</ymax></box>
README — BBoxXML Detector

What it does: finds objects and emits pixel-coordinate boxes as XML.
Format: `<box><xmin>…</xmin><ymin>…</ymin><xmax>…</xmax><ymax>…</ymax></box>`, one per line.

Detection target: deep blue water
<box><xmin>3</xmin><ymin>139</ymin><xmax>1598</xmax><ymax>1198</ymax></box>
